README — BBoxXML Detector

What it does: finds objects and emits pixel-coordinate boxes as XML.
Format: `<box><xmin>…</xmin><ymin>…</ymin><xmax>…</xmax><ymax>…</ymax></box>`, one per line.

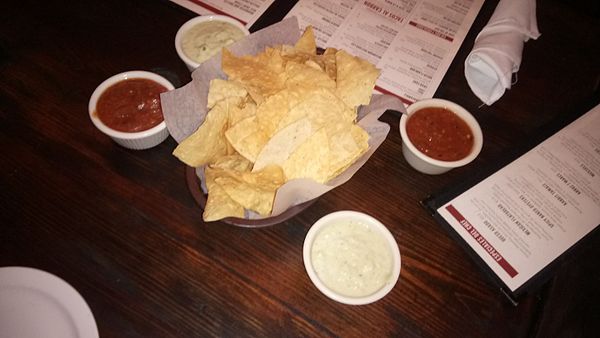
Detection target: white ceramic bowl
<box><xmin>88</xmin><ymin>70</ymin><xmax>174</xmax><ymax>150</ymax></box>
<box><xmin>303</xmin><ymin>211</ymin><xmax>401</xmax><ymax>305</ymax></box>
<box><xmin>399</xmin><ymin>98</ymin><xmax>483</xmax><ymax>175</ymax></box>
<box><xmin>175</xmin><ymin>15</ymin><xmax>250</xmax><ymax>71</ymax></box>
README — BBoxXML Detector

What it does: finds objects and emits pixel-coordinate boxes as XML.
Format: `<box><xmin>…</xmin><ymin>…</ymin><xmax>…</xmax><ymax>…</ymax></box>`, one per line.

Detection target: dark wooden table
<box><xmin>1</xmin><ymin>0</ymin><xmax>599</xmax><ymax>337</ymax></box>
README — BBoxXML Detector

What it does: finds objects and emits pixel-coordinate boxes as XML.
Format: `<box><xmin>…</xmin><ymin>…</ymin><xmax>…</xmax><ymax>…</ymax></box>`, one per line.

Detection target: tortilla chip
<box><xmin>222</xmin><ymin>48</ymin><xmax>286</xmax><ymax>99</ymax></box>
<box><xmin>203</xmin><ymin>167</ymin><xmax>245</xmax><ymax>221</ymax></box>
<box><xmin>212</xmin><ymin>154</ymin><xmax>253</xmax><ymax>172</ymax></box>
<box><xmin>276</xmin><ymin>87</ymin><xmax>355</xmax><ymax>132</ymax></box>
<box><xmin>294</xmin><ymin>26</ymin><xmax>317</xmax><ymax>55</ymax></box>
<box><xmin>282</xmin><ymin>128</ymin><xmax>330</xmax><ymax>183</ymax></box>
<box><xmin>335</xmin><ymin>50</ymin><xmax>380</xmax><ymax>108</ymax></box>
<box><xmin>255</xmin><ymin>87</ymin><xmax>311</xmax><ymax>137</ymax></box>
<box><xmin>228</xmin><ymin>99</ymin><xmax>257</xmax><ymax>127</ymax></box>
<box><xmin>253</xmin><ymin>117</ymin><xmax>313</xmax><ymax>172</ymax></box>
<box><xmin>326</xmin><ymin>123</ymin><xmax>369</xmax><ymax>180</ymax></box>
<box><xmin>207</xmin><ymin>79</ymin><xmax>247</xmax><ymax>109</ymax></box>
<box><xmin>319</xmin><ymin>48</ymin><xmax>338</xmax><ymax>80</ymax></box>
<box><xmin>172</xmin><ymin>99</ymin><xmax>232</xmax><ymax>167</ymax></box>
<box><xmin>225</xmin><ymin>115</ymin><xmax>269</xmax><ymax>163</ymax></box>
<box><xmin>216</xmin><ymin>165</ymin><xmax>284</xmax><ymax>216</ymax></box>
<box><xmin>284</xmin><ymin>61</ymin><xmax>335</xmax><ymax>90</ymax></box>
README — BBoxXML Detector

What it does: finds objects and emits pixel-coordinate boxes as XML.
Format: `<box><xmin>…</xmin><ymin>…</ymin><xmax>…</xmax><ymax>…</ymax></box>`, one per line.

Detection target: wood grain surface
<box><xmin>1</xmin><ymin>0</ymin><xmax>599</xmax><ymax>337</ymax></box>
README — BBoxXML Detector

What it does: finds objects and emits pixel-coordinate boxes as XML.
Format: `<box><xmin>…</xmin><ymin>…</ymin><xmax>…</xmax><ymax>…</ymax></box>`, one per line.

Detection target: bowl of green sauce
<box><xmin>175</xmin><ymin>15</ymin><xmax>250</xmax><ymax>71</ymax></box>
<box><xmin>303</xmin><ymin>211</ymin><xmax>401</xmax><ymax>305</ymax></box>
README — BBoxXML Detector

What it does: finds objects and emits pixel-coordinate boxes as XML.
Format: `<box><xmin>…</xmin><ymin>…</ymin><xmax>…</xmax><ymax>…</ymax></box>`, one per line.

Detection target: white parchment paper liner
<box><xmin>162</xmin><ymin>17</ymin><xmax>405</xmax><ymax>219</ymax></box>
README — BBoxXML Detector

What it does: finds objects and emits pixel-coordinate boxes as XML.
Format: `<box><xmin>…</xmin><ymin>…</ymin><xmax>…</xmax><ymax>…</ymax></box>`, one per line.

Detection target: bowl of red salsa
<box><xmin>399</xmin><ymin>98</ymin><xmax>483</xmax><ymax>175</ymax></box>
<box><xmin>89</xmin><ymin>70</ymin><xmax>174</xmax><ymax>150</ymax></box>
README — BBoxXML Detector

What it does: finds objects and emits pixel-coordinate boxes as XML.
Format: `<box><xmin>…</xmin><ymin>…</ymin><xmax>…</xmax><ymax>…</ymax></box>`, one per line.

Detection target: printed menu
<box><xmin>286</xmin><ymin>0</ymin><xmax>484</xmax><ymax>103</ymax></box>
<box><xmin>435</xmin><ymin>104</ymin><xmax>600</xmax><ymax>293</ymax></box>
<box><xmin>170</xmin><ymin>0</ymin><xmax>275</xmax><ymax>27</ymax></box>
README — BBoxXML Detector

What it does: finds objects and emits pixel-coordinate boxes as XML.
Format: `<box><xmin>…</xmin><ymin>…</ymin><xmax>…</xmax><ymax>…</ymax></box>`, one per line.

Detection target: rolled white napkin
<box><xmin>465</xmin><ymin>0</ymin><xmax>541</xmax><ymax>105</ymax></box>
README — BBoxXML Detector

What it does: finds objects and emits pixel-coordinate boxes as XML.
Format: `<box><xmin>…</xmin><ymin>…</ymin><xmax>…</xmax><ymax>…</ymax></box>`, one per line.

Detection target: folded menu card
<box><xmin>424</xmin><ymin>100</ymin><xmax>600</xmax><ymax>303</ymax></box>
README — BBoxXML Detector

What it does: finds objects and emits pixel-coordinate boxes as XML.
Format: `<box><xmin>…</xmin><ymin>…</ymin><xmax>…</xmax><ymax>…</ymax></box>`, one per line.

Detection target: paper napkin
<box><xmin>465</xmin><ymin>0</ymin><xmax>541</xmax><ymax>105</ymax></box>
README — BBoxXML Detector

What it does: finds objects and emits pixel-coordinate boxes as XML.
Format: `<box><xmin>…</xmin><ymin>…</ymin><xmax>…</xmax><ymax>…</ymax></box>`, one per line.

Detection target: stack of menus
<box><xmin>424</xmin><ymin>101</ymin><xmax>600</xmax><ymax>304</ymax></box>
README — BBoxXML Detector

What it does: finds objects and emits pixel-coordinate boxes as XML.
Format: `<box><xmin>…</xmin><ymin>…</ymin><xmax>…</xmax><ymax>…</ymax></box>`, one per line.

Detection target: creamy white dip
<box><xmin>311</xmin><ymin>220</ymin><xmax>393</xmax><ymax>297</ymax></box>
<box><xmin>181</xmin><ymin>21</ymin><xmax>245</xmax><ymax>64</ymax></box>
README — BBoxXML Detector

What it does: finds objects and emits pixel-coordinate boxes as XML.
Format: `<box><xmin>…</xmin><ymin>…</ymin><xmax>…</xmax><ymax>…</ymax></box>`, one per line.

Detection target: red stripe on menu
<box><xmin>445</xmin><ymin>204</ymin><xmax>519</xmax><ymax>278</ymax></box>
<box><xmin>374</xmin><ymin>85</ymin><xmax>413</xmax><ymax>105</ymax></box>
<box><xmin>408</xmin><ymin>21</ymin><xmax>454</xmax><ymax>42</ymax></box>
<box><xmin>188</xmin><ymin>0</ymin><xmax>248</xmax><ymax>25</ymax></box>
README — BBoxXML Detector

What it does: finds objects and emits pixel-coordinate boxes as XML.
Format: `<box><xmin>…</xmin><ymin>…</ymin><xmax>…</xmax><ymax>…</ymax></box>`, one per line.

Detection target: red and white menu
<box><xmin>170</xmin><ymin>0</ymin><xmax>275</xmax><ymax>27</ymax></box>
<box><xmin>286</xmin><ymin>0</ymin><xmax>484</xmax><ymax>103</ymax></box>
<box><xmin>437</xmin><ymin>104</ymin><xmax>600</xmax><ymax>292</ymax></box>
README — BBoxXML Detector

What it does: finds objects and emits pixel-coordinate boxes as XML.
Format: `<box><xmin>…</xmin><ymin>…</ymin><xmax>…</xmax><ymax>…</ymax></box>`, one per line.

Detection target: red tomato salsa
<box><xmin>95</xmin><ymin>78</ymin><xmax>167</xmax><ymax>132</ymax></box>
<box><xmin>406</xmin><ymin>107</ymin><xmax>474</xmax><ymax>161</ymax></box>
